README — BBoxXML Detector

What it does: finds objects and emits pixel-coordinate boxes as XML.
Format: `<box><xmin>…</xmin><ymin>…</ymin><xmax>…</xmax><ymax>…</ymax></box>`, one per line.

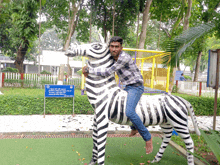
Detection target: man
<box><xmin>83</xmin><ymin>36</ymin><xmax>153</xmax><ymax>154</ymax></box>
<box><xmin>180</xmin><ymin>73</ymin><xmax>186</xmax><ymax>81</ymax></box>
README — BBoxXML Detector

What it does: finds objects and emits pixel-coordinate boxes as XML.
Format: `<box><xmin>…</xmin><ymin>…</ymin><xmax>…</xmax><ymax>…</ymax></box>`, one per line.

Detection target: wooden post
<box><xmin>213</xmin><ymin>49</ymin><xmax>220</xmax><ymax>130</ymax></box>
<box><xmin>199</xmin><ymin>82</ymin><xmax>202</xmax><ymax>97</ymax></box>
<box><xmin>21</xmin><ymin>73</ymin><xmax>24</xmax><ymax>88</ymax></box>
<box><xmin>1</xmin><ymin>72</ymin><xmax>3</xmax><ymax>87</ymax></box>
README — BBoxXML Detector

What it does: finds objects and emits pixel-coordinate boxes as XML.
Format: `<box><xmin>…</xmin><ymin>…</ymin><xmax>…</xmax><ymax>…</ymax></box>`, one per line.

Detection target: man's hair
<box><xmin>109</xmin><ymin>36</ymin><xmax>123</xmax><ymax>45</ymax></box>
<box><xmin>181</xmin><ymin>73</ymin><xmax>184</xmax><ymax>76</ymax></box>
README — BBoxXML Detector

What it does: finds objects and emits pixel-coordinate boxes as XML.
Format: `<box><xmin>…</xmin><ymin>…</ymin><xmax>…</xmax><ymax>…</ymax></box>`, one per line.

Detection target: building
<box><xmin>0</xmin><ymin>50</ymin><xmax>83</xmax><ymax>76</ymax></box>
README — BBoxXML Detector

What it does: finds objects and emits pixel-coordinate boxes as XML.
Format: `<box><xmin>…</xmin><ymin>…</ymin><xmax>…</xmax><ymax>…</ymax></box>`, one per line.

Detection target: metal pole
<box><xmin>213</xmin><ymin>49</ymin><xmax>220</xmax><ymax>130</ymax></box>
<box><xmin>72</xmin><ymin>97</ymin><xmax>75</xmax><ymax>117</ymax></box>
<box><xmin>44</xmin><ymin>95</ymin><xmax>45</xmax><ymax>118</ymax></box>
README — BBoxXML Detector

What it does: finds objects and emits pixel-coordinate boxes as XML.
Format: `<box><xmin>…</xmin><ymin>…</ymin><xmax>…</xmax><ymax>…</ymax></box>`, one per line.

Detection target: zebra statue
<box><xmin>65</xmin><ymin>42</ymin><xmax>200</xmax><ymax>165</ymax></box>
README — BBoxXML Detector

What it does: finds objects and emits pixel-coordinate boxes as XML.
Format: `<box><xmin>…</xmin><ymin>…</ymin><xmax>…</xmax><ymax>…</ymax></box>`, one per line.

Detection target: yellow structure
<box><xmin>81</xmin><ymin>48</ymin><xmax>171</xmax><ymax>94</ymax></box>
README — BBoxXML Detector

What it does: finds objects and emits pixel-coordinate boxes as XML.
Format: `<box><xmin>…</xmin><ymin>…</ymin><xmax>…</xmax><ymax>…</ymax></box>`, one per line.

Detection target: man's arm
<box><xmin>83</xmin><ymin>66</ymin><xmax>89</xmax><ymax>77</ymax></box>
<box><xmin>88</xmin><ymin>55</ymin><xmax>129</xmax><ymax>77</ymax></box>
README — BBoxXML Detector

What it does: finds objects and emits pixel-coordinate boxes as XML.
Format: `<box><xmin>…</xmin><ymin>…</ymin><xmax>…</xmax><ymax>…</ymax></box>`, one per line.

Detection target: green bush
<box><xmin>173</xmin><ymin>93</ymin><xmax>220</xmax><ymax>116</ymax></box>
<box><xmin>77</xmin><ymin>69</ymin><xmax>82</xmax><ymax>75</ymax></box>
<box><xmin>40</xmin><ymin>70</ymin><xmax>51</xmax><ymax>75</ymax></box>
<box><xmin>184</xmin><ymin>75</ymin><xmax>192</xmax><ymax>80</ymax></box>
<box><xmin>0</xmin><ymin>88</ymin><xmax>219</xmax><ymax>116</ymax></box>
<box><xmin>172</xmin><ymin>85</ymin><xmax>178</xmax><ymax>93</ymax></box>
<box><xmin>0</xmin><ymin>94</ymin><xmax>93</xmax><ymax>115</ymax></box>
<box><xmin>2</xmin><ymin>67</ymin><xmax>19</xmax><ymax>73</ymax></box>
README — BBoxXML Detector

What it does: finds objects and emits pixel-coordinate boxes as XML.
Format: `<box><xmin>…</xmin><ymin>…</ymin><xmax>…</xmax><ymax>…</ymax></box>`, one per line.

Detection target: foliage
<box><xmin>183</xmin><ymin>75</ymin><xmax>192</xmax><ymax>80</ymax></box>
<box><xmin>40</xmin><ymin>70</ymin><xmax>51</xmax><ymax>75</ymax></box>
<box><xmin>171</xmin><ymin>133</ymin><xmax>212</xmax><ymax>165</ymax></box>
<box><xmin>199</xmin><ymin>129</ymin><xmax>220</xmax><ymax>163</ymax></box>
<box><xmin>0</xmin><ymin>88</ymin><xmax>93</xmax><ymax>115</ymax></box>
<box><xmin>40</xmin><ymin>28</ymin><xmax>64</xmax><ymax>51</ymax></box>
<box><xmin>91</xmin><ymin>0</ymin><xmax>139</xmax><ymax>40</ymax></box>
<box><xmin>2</xmin><ymin>67</ymin><xmax>19</xmax><ymax>73</ymax></box>
<box><xmin>172</xmin><ymin>85</ymin><xmax>178</xmax><ymax>93</ymax></box>
<box><xmin>42</xmin><ymin>0</ymin><xmax>70</xmax><ymax>42</ymax></box>
<box><xmin>172</xmin><ymin>130</ymin><xmax>220</xmax><ymax>165</ymax></box>
<box><xmin>0</xmin><ymin>0</ymin><xmax>41</xmax><ymax>73</ymax></box>
<box><xmin>1</xmin><ymin>0</ymin><xmax>39</xmax><ymax>56</ymax></box>
<box><xmin>77</xmin><ymin>69</ymin><xmax>82</xmax><ymax>75</ymax></box>
<box><xmin>172</xmin><ymin>93</ymin><xmax>220</xmax><ymax>116</ymax></box>
<box><xmin>0</xmin><ymin>88</ymin><xmax>219</xmax><ymax>116</ymax></box>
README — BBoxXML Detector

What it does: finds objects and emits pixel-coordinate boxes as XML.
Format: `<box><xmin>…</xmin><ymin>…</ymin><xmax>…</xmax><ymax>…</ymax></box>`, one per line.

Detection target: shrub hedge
<box><xmin>173</xmin><ymin>94</ymin><xmax>220</xmax><ymax>116</ymax></box>
<box><xmin>0</xmin><ymin>89</ymin><xmax>219</xmax><ymax>116</ymax></box>
<box><xmin>0</xmin><ymin>94</ymin><xmax>93</xmax><ymax>115</ymax></box>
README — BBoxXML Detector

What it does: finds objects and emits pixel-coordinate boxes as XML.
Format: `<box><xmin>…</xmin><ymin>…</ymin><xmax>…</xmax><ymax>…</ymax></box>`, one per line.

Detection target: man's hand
<box><xmin>83</xmin><ymin>66</ymin><xmax>89</xmax><ymax>77</ymax></box>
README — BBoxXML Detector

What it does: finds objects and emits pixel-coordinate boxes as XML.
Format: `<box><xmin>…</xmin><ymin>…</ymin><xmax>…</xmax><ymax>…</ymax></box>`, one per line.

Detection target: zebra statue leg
<box><xmin>151</xmin><ymin>95</ymin><xmax>196</xmax><ymax>165</ymax></box>
<box><xmin>89</xmin><ymin>108</ymin><xmax>109</xmax><ymax>165</ymax></box>
<box><xmin>89</xmin><ymin>115</ymin><xmax>98</xmax><ymax>165</ymax></box>
<box><xmin>151</xmin><ymin>123</ymin><xmax>173</xmax><ymax>163</ymax></box>
<box><xmin>174</xmin><ymin>126</ymin><xmax>194</xmax><ymax>165</ymax></box>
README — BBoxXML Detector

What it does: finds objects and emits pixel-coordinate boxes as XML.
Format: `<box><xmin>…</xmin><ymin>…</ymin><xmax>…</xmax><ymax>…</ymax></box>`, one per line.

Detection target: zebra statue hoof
<box><xmin>89</xmin><ymin>159</ymin><xmax>97</xmax><ymax>165</ymax></box>
<box><xmin>151</xmin><ymin>158</ymin><xmax>160</xmax><ymax>163</ymax></box>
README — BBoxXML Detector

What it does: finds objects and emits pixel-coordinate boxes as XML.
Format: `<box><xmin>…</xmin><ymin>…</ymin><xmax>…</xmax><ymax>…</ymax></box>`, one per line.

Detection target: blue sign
<box><xmin>175</xmin><ymin>71</ymin><xmax>183</xmax><ymax>81</ymax></box>
<box><xmin>45</xmin><ymin>85</ymin><xmax>74</xmax><ymax>98</ymax></box>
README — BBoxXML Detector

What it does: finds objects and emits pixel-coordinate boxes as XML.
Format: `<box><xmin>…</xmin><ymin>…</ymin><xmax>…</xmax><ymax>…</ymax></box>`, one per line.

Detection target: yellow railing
<box><xmin>80</xmin><ymin>48</ymin><xmax>171</xmax><ymax>94</ymax></box>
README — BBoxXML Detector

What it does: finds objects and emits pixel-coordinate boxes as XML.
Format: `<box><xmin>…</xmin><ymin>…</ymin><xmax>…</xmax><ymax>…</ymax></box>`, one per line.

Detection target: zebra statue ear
<box><xmin>98</xmin><ymin>33</ymin><xmax>105</xmax><ymax>44</ymax></box>
<box><xmin>106</xmin><ymin>31</ymin><xmax>111</xmax><ymax>45</ymax></box>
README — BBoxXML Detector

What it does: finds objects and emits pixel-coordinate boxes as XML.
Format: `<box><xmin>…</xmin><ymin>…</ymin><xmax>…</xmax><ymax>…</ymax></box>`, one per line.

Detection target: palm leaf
<box><xmin>163</xmin><ymin>23</ymin><xmax>215</xmax><ymax>66</ymax></box>
<box><xmin>175</xmin><ymin>23</ymin><xmax>215</xmax><ymax>58</ymax></box>
<box><xmin>200</xmin><ymin>129</ymin><xmax>220</xmax><ymax>162</ymax></box>
<box><xmin>187</xmin><ymin>150</ymin><xmax>210</xmax><ymax>165</ymax></box>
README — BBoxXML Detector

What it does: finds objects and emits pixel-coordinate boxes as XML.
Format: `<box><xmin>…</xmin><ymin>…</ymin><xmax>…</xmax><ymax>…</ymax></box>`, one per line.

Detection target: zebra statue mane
<box><xmin>65</xmin><ymin>41</ymin><xmax>200</xmax><ymax>165</ymax></box>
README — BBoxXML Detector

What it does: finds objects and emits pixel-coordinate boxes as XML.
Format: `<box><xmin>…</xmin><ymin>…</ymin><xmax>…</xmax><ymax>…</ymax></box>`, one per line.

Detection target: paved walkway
<box><xmin>0</xmin><ymin>115</ymin><xmax>219</xmax><ymax>134</ymax></box>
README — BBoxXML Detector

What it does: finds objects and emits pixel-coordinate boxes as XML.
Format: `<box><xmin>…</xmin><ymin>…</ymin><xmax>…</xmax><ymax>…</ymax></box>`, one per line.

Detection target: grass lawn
<box><xmin>0</xmin><ymin>137</ymin><xmax>187</xmax><ymax>165</ymax></box>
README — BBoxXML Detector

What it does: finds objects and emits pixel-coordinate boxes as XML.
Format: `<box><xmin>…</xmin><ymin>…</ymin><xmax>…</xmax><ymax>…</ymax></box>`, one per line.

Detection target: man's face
<box><xmin>109</xmin><ymin>41</ymin><xmax>123</xmax><ymax>57</ymax></box>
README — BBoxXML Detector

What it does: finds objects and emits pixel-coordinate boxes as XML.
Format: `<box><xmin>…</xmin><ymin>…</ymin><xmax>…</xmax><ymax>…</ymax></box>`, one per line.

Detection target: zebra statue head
<box><xmin>65</xmin><ymin>33</ymin><xmax>111</xmax><ymax>61</ymax></box>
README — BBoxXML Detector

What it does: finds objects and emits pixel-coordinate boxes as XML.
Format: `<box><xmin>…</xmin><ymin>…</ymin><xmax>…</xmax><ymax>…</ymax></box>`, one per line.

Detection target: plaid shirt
<box><xmin>89</xmin><ymin>51</ymin><xmax>143</xmax><ymax>85</ymax></box>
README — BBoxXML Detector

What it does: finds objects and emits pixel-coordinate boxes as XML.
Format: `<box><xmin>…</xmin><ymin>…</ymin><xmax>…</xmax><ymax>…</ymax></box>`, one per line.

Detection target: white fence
<box><xmin>177</xmin><ymin>81</ymin><xmax>220</xmax><ymax>98</ymax></box>
<box><xmin>1</xmin><ymin>72</ymin><xmax>218</xmax><ymax>97</ymax></box>
<box><xmin>1</xmin><ymin>72</ymin><xmax>81</xmax><ymax>89</ymax></box>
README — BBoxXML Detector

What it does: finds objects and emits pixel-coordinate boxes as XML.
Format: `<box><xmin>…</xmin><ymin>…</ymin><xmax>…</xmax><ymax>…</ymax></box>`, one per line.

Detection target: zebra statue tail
<box><xmin>187</xmin><ymin>103</ymin><xmax>201</xmax><ymax>136</ymax></box>
<box><xmin>177</xmin><ymin>95</ymin><xmax>201</xmax><ymax>136</ymax></box>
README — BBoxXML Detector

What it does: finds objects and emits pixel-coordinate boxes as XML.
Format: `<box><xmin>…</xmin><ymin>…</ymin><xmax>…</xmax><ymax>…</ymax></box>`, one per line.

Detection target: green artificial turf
<box><xmin>0</xmin><ymin>137</ymin><xmax>187</xmax><ymax>165</ymax></box>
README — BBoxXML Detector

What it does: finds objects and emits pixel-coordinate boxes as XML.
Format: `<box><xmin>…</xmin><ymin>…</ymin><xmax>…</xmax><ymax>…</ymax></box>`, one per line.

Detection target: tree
<box><xmin>138</xmin><ymin>0</ymin><xmax>152</xmax><ymax>50</ymax></box>
<box><xmin>0</xmin><ymin>0</ymin><xmax>40</xmax><ymax>73</ymax></box>
<box><xmin>91</xmin><ymin>0</ymin><xmax>139</xmax><ymax>41</ymax></box>
<box><xmin>164</xmin><ymin>0</ymin><xmax>220</xmax><ymax>85</ymax></box>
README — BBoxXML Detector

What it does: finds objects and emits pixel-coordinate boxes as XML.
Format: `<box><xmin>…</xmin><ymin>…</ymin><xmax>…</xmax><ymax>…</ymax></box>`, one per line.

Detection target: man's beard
<box><xmin>110</xmin><ymin>51</ymin><xmax>119</xmax><ymax>57</ymax></box>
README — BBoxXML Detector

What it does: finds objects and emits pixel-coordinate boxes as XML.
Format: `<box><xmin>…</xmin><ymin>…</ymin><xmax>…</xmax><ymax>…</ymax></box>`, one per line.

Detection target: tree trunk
<box><xmin>194</xmin><ymin>51</ymin><xmax>202</xmax><ymax>82</ymax></box>
<box><xmin>63</xmin><ymin>0</ymin><xmax>82</xmax><ymax>51</ymax></box>
<box><xmin>136</xmin><ymin>0</ymin><xmax>152</xmax><ymax>69</ymax></box>
<box><xmin>168</xmin><ymin>67</ymin><xmax>177</xmax><ymax>94</ymax></box>
<box><xmin>136</xmin><ymin>12</ymin><xmax>140</xmax><ymax>48</ymax></box>
<box><xmin>183</xmin><ymin>0</ymin><xmax>192</xmax><ymax>31</ymax></box>
<box><xmin>64</xmin><ymin>0</ymin><xmax>82</xmax><ymax>77</ymax></box>
<box><xmin>89</xmin><ymin>11</ymin><xmax>92</xmax><ymax>43</ymax></box>
<box><xmin>14</xmin><ymin>40</ymin><xmax>29</xmax><ymax>74</ymax></box>
<box><xmin>138</xmin><ymin>0</ymin><xmax>152</xmax><ymax>51</ymax></box>
<box><xmin>157</xmin><ymin>13</ymin><xmax>162</xmax><ymax>49</ymax></box>
<box><xmin>168</xmin><ymin>0</ymin><xmax>192</xmax><ymax>93</ymax></box>
<box><xmin>112</xmin><ymin>0</ymin><xmax>115</xmax><ymax>37</ymax></box>
<box><xmin>103</xmin><ymin>7</ymin><xmax>107</xmax><ymax>42</ymax></box>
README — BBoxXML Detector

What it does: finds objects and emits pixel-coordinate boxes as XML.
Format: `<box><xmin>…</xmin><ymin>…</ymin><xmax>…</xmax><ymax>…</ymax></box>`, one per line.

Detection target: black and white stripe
<box><xmin>65</xmin><ymin>43</ymin><xmax>201</xmax><ymax>165</ymax></box>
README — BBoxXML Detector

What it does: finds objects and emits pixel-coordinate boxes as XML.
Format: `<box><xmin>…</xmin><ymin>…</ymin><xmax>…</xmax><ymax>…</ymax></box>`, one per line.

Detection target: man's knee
<box><xmin>126</xmin><ymin>111</ymin><xmax>133</xmax><ymax>119</ymax></box>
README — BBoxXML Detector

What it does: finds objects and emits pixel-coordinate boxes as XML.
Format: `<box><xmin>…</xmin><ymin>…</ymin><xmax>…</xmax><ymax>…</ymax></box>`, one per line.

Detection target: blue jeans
<box><xmin>124</xmin><ymin>85</ymin><xmax>151</xmax><ymax>141</ymax></box>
